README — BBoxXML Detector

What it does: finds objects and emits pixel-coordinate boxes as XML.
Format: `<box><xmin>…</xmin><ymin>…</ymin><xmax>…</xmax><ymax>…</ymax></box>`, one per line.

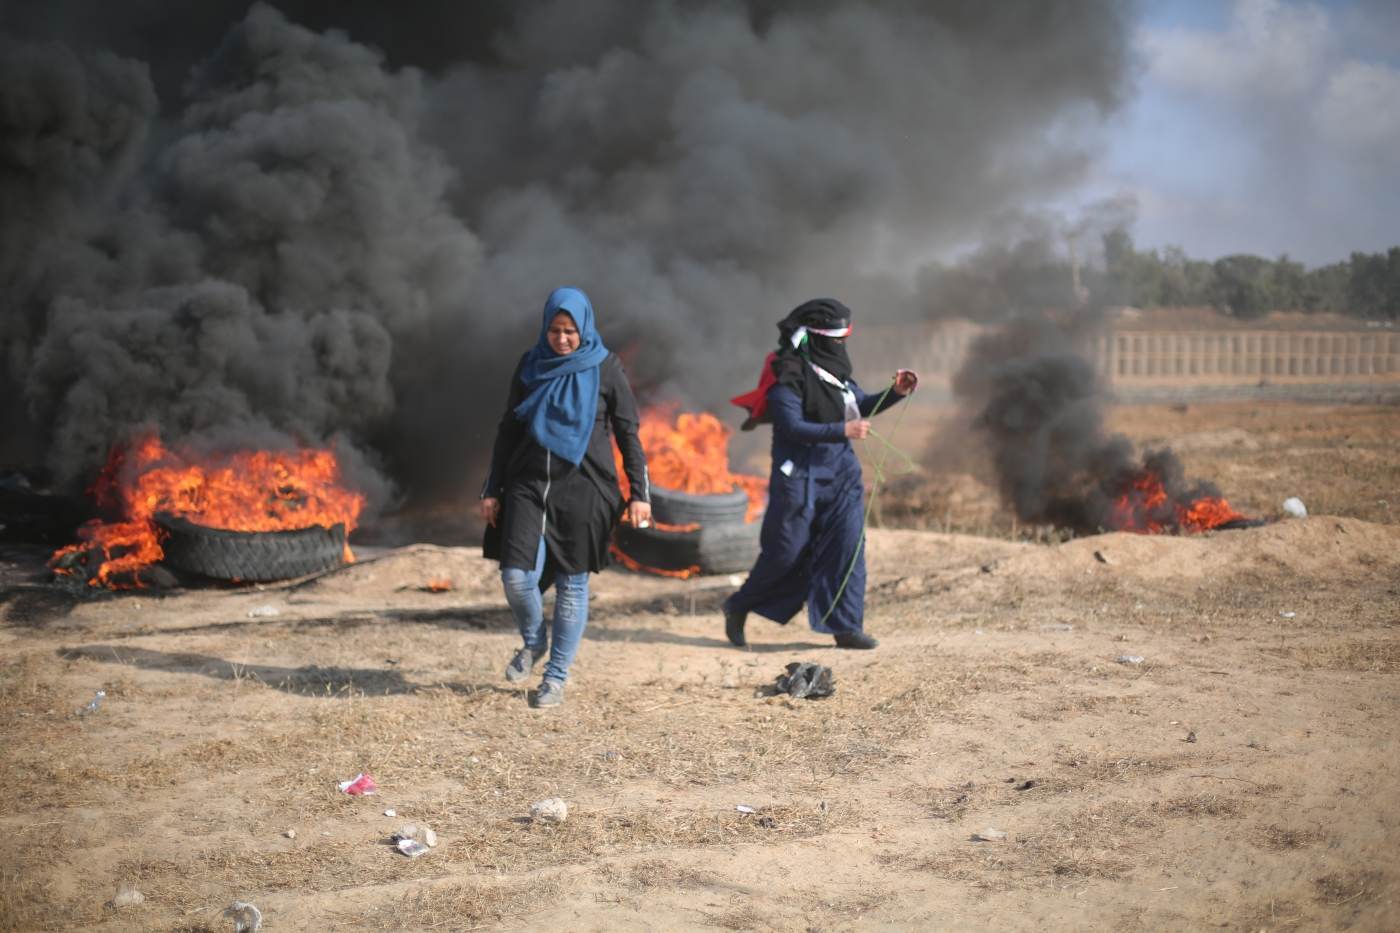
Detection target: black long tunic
<box><xmin>482</xmin><ymin>352</ymin><xmax>650</xmax><ymax>575</ymax></box>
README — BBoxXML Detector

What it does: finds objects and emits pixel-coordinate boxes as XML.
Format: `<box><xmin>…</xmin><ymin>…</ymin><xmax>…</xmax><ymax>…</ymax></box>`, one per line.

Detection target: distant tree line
<box><xmin>1098</xmin><ymin>232</ymin><xmax>1400</xmax><ymax>320</ymax></box>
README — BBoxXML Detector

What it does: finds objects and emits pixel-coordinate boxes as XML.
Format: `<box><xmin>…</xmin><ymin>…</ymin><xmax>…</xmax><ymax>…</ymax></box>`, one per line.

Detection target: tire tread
<box><xmin>156</xmin><ymin>513</ymin><xmax>346</xmax><ymax>582</ymax></box>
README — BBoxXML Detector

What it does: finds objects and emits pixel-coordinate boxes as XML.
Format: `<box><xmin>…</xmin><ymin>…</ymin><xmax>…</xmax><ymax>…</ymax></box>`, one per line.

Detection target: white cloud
<box><xmin>1316</xmin><ymin>60</ymin><xmax>1400</xmax><ymax>164</ymax></box>
<box><xmin>1121</xmin><ymin>0</ymin><xmax>1400</xmax><ymax>262</ymax></box>
<box><xmin>1143</xmin><ymin>0</ymin><xmax>1333</xmax><ymax>101</ymax></box>
<box><xmin>1140</xmin><ymin>0</ymin><xmax>1400</xmax><ymax>148</ymax></box>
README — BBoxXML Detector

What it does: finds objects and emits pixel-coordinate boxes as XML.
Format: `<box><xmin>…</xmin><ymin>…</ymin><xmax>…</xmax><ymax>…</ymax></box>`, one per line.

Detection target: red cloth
<box><xmin>730</xmin><ymin>352</ymin><xmax>778</xmax><ymax>425</ymax></box>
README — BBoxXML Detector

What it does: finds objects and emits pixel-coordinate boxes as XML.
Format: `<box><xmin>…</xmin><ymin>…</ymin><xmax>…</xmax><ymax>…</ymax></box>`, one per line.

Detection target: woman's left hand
<box><xmin>893</xmin><ymin>369</ymin><xmax>919</xmax><ymax>396</ymax></box>
<box><xmin>628</xmin><ymin>500</ymin><xmax>653</xmax><ymax>529</ymax></box>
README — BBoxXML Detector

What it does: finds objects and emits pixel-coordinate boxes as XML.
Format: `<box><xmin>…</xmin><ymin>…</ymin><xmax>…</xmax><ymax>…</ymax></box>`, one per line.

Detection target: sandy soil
<box><xmin>2</xmin><ymin>401</ymin><xmax>1399</xmax><ymax>932</ymax></box>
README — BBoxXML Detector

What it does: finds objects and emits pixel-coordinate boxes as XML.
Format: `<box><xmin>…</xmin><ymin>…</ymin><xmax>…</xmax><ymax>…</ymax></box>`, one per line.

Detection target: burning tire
<box><xmin>155</xmin><ymin>513</ymin><xmax>347</xmax><ymax>582</ymax></box>
<box><xmin>614</xmin><ymin>520</ymin><xmax>759</xmax><ymax>575</ymax></box>
<box><xmin>649</xmin><ymin>486</ymin><xmax>750</xmax><ymax>527</ymax></box>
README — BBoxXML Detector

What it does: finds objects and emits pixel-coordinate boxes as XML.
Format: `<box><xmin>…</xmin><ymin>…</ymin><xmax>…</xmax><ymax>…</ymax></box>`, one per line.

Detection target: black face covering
<box><xmin>772</xmin><ymin>298</ymin><xmax>854</xmax><ymax>424</ymax></box>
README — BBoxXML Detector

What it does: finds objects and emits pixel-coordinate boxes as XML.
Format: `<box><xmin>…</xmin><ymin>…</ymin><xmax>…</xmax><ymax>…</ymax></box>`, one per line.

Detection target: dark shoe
<box><xmin>724</xmin><ymin>605</ymin><xmax>748</xmax><ymax>647</ymax></box>
<box><xmin>505</xmin><ymin>646</ymin><xmax>546</xmax><ymax>683</ymax></box>
<box><xmin>834</xmin><ymin>630</ymin><xmax>879</xmax><ymax>650</ymax></box>
<box><xmin>531</xmin><ymin>680</ymin><xmax>565</xmax><ymax>708</ymax></box>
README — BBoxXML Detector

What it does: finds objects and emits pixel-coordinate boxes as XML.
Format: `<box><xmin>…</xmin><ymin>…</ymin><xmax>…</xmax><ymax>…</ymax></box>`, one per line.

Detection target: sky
<box><xmin>1083</xmin><ymin>0</ymin><xmax>1400</xmax><ymax>266</ymax></box>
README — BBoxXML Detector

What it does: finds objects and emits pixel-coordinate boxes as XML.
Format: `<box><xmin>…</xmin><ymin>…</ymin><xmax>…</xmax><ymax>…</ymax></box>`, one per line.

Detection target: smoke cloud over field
<box><xmin>952</xmin><ymin>315</ymin><xmax>1232</xmax><ymax>533</ymax></box>
<box><xmin>1</xmin><ymin>1</ymin><xmax>1134</xmax><ymax>510</ymax></box>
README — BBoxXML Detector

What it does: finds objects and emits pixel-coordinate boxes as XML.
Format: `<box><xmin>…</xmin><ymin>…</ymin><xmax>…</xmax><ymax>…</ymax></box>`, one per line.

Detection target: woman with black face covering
<box><xmin>725</xmin><ymin>298</ymin><xmax>918</xmax><ymax>649</ymax></box>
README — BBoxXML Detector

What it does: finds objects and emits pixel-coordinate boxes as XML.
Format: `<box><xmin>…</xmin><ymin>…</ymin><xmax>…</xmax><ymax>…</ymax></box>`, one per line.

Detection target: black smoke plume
<box><xmin>1</xmin><ymin>1</ymin><xmax>1135</xmax><ymax>528</ymax></box>
<box><xmin>952</xmin><ymin>314</ymin><xmax>1230</xmax><ymax>534</ymax></box>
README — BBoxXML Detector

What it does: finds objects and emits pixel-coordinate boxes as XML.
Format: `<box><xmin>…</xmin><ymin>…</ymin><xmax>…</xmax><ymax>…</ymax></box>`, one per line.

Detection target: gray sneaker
<box><xmin>505</xmin><ymin>646</ymin><xmax>546</xmax><ymax>683</ymax></box>
<box><xmin>531</xmin><ymin>680</ymin><xmax>565</xmax><ymax>709</ymax></box>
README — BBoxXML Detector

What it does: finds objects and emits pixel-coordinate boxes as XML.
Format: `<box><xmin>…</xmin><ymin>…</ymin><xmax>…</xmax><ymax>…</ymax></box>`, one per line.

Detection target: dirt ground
<box><xmin>2</xmin><ymin>400</ymin><xmax>1398</xmax><ymax>932</ymax></box>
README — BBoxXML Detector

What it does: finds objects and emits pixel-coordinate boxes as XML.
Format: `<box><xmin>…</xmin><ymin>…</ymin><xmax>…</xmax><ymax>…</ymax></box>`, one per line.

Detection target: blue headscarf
<box><xmin>513</xmin><ymin>287</ymin><xmax>610</xmax><ymax>465</ymax></box>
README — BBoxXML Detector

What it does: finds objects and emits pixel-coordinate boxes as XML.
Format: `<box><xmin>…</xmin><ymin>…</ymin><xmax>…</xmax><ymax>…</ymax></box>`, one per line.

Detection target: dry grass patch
<box><xmin>898</xmin><ymin>749</ymin><xmax>1201</xmax><ymax>821</ymax></box>
<box><xmin>793</xmin><ymin>891</ymin><xmax>890</xmax><ymax>926</ymax></box>
<box><xmin>433</xmin><ymin>801</ymin><xmax>840</xmax><ymax>874</ymax></box>
<box><xmin>19</xmin><ymin>759</ymin><xmax>121</xmax><ymax>810</ymax></box>
<box><xmin>1016</xmin><ymin>693</ymin><xmax>1137</xmax><ymax>723</ymax></box>
<box><xmin>901</xmin><ymin>772</ymin><xmax>1054</xmax><ymax>820</ymax></box>
<box><xmin>106</xmin><ymin>801</ymin><xmax>839</xmax><ymax>916</ymax></box>
<box><xmin>1265</xmin><ymin>639</ymin><xmax>1400</xmax><ymax>672</ymax></box>
<box><xmin>1051</xmin><ymin>750</ymin><xmax>1196</xmax><ymax>790</ymax></box>
<box><xmin>224</xmin><ymin>674</ymin><xmax>966</xmax><ymax>800</ymax></box>
<box><xmin>887</xmin><ymin>801</ymin><xmax>1160</xmax><ymax>890</ymax></box>
<box><xmin>1153</xmin><ymin>793</ymin><xmax>1245</xmax><ymax>819</ymax></box>
<box><xmin>1313</xmin><ymin>868</ymin><xmax>1385</xmax><ymax>906</ymax></box>
<box><xmin>903</xmin><ymin>781</ymin><xmax>982</xmax><ymax>821</ymax></box>
<box><xmin>701</xmin><ymin>891</ymin><xmax>888</xmax><ymax>933</ymax></box>
<box><xmin>1253</xmin><ymin>823</ymin><xmax>1325</xmax><ymax>850</ymax></box>
<box><xmin>360</xmin><ymin>873</ymin><xmax>574</xmax><ymax>931</ymax></box>
<box><xmin>1235</xmin><ymin>897</ymin><xmax>1309</xmax><ymax>930</ymax></box>
<box><xmin>0</xmin><ymin>653</ymin><xmax>64</xmax><ymax>717</ymax></box>
<box><xmin>865</xmin><ymin>663</ymin><xmax>1020</xmax><ymax>725</ymax></box>
<box><xmin>607</xmin><ymin>857</ymin><xmax>722</xmax><ymax>891</ymax></box>
<box><xmin>112</xmin><ymin>846</ymin><xmax>423</xmax><ymax>910</ymax></box>
<box><xmin>0</xmin><ymin>867</ymin><xmax>65</xmax><ymax>933</ymax></box>
<box><xmin>881</xmin><ymin>848</ymin><xmax>984</xmax><ymax>885</ymax></box>
<box><xmin>0</xmin><ymin>839</ymin><xmax>134</xmax><ymax>929</ymax></box>
<box><xmin>181</xmin><ymin>736</ymin><xmax>277</xmax><ymax>770</ymax></box>
<box><xmin>18</xmin><ymin>739</ymin><xmax>224</xmax><ymax>810</ymax></box>
<box><xmin>708</xmin><ymin>901</ymin><xmax>775</xmax><ymax>931</ymax></box>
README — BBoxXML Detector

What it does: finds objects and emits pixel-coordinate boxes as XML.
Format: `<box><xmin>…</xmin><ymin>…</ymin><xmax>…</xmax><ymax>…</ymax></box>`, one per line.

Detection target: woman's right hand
<box><xmin>844</xmin><ymin>419</ymin><xmax>872</xmax><ymax>440</ymax></box>
<box><xmin>480</xmin><ymin>496</ymin><xmax>501</xmax><ymax>527</ymax></box>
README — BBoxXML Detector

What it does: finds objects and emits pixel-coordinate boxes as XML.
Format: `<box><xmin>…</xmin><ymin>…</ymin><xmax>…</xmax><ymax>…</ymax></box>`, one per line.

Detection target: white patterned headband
<box><xmin>789</xmin><ymin>324</ymin><xmax>852</xmax><ymax>347</ymax></box>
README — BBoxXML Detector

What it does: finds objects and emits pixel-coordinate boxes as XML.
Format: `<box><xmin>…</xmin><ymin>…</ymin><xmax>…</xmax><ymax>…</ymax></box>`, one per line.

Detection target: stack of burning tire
<box><xmin>613</xmin><ymin>485</ymin><xmax>761</xmax><ymax>576</ymax></box>
<box><xmin>610</xmin><ymin>409</ymin><xmax>766</xmax><ymax>578</ymax></box>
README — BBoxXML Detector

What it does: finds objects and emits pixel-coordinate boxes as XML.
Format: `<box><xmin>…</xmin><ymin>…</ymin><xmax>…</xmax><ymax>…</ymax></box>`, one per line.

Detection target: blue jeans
<box><xmin>501</xmin><ymin>537</ymin><xmax>590</xmax><ymax>685</ymax></box>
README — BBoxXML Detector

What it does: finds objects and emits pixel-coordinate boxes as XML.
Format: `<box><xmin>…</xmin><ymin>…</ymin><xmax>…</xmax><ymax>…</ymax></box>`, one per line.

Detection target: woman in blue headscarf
<box><xmin>482</xmin><ymin>287</ymin><xmax>651</xmax><ymax>708</ymax></box>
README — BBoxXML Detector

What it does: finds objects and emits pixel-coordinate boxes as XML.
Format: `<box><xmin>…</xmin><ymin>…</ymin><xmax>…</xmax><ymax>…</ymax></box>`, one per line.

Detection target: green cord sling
<box><xmin>814</xmin><ymin>379</ymin><xmax>916</xmax><ymax>630</ymax></box>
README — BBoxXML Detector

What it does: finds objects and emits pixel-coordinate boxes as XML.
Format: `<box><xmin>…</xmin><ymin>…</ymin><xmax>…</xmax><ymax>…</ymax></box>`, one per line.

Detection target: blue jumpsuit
<box><xmin>725</xmin><ymin>380</ymin><xmax>903</xmax><ymax>634</ymax></box>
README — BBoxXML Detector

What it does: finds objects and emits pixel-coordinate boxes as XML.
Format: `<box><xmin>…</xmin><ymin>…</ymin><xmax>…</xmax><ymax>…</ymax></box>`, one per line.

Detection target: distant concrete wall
<box><xmin>853</xmin><ymin>320</ymin><xmax>1400</xmax><ymax>402</ymax></box>
<box><xmin>1092</xmin><ymin>330</ymin><xmax>1400</xmax><ymax>385</ymax></box>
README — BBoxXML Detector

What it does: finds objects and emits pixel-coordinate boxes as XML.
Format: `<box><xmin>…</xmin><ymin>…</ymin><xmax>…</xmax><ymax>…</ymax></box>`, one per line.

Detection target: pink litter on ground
<box><xmin>338</xmin><ymin>772</ymin><xmax>377</xmax><ymax>796</ymax></box>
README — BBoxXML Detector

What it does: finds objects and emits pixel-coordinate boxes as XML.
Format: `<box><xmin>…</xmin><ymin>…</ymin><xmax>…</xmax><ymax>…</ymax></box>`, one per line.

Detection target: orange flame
<box><xmin>1109</xmin><ymin>472</ymin><xmax>1170</xmax><ymax>534</ymax></box>
<box><xmin>1178</xmin><ymin>495</ymin><xmax>1246</xmax><ymax>532</ymax></box>
<box><xmin>615</xmin><ymin>406</ymin><xmax>767</xmax><ymax>522</ymax></box>
<box><xmin>610</xmin><ymin>406</ymin><xmax>766</xmax><ymax>578</ymax></box>
<box><xmin>50</xmin><ymin>433</ymin><xmax>364</xmax><ymax>588</ymax></box>
<box><xmin>425</xmin><ymin>579</ymin><xmax>453</xmax><ymax>592</ymax></box>
<box><xmin>608</xmin><ymin>543</ymin><xmax>701</xmax><ymax>579</ymax></box>
<box><xmin>1110</xmin><ymin>470</ymin><xmax>1246</xmax><ymax>534</ymax></box>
